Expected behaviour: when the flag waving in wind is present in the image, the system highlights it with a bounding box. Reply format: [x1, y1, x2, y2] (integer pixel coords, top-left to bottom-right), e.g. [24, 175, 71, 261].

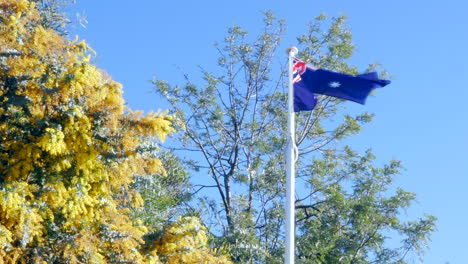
[292, 57, 391, 112]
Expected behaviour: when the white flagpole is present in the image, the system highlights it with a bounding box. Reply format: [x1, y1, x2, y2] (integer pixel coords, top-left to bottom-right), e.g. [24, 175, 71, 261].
[285, 46, 298, 264]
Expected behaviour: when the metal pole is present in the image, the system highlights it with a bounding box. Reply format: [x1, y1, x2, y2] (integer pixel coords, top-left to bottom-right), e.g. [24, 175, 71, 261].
[285, 46, 298, 264]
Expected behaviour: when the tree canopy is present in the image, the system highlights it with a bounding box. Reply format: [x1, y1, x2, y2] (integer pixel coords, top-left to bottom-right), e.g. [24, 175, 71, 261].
[153, 12, 436, 264]
[0, 1, 436, 263]
[0, 1, 231, 263]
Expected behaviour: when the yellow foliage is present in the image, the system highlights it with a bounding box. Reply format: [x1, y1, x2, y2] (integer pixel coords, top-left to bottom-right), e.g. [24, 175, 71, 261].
[36, 128, 67, 155]
[0, 1, 231, 263]
[150, 217, 232, 264]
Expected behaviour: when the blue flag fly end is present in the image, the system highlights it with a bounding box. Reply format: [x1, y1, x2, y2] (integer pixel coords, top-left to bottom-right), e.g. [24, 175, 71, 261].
[292, 57, 391, 112]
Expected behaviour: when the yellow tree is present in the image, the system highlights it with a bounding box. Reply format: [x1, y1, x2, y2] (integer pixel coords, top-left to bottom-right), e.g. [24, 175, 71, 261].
[148, 216, 231, 264]
[0, 1, 230, 263]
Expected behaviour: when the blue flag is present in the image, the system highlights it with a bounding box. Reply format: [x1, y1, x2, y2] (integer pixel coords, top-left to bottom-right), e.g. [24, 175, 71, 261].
[293, 58, 391, 112]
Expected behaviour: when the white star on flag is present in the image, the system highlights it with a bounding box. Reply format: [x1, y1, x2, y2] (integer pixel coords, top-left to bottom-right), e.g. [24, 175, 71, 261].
[329, 81, 341, 88]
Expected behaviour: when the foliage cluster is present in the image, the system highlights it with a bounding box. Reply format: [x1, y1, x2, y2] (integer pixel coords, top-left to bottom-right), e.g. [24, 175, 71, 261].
[154, 11, 436, 264]
[0, 1, 230, 263]
[0, 1, 436, 263]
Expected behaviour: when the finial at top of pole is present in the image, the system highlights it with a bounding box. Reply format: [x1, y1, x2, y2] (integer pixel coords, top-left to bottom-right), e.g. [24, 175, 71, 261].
[287, 47, 298, 56]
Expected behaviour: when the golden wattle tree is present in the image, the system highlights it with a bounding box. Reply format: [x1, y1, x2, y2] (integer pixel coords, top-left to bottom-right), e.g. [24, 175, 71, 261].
[0, 1, 230, 263]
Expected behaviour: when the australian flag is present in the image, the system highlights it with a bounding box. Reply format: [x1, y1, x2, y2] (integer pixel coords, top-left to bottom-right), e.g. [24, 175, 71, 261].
[293, 57, 391, 112]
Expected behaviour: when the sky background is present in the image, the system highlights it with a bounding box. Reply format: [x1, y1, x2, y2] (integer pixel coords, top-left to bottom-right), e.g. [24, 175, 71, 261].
[67, 1, 467, 263]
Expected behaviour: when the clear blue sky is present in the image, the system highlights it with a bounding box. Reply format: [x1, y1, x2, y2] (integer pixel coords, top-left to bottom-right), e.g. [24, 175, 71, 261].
[68, 1, 467, 263]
